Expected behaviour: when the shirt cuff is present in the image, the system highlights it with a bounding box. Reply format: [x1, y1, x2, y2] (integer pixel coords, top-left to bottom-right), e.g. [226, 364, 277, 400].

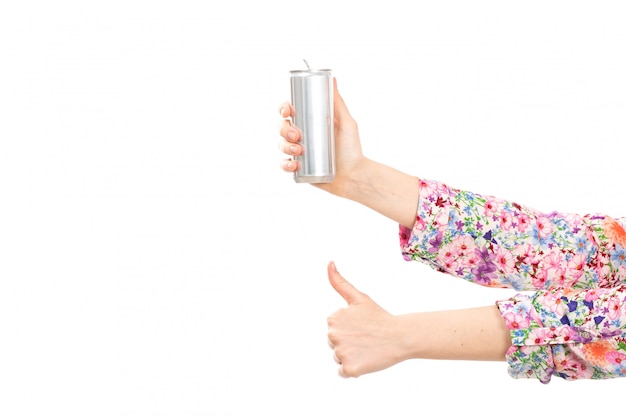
[496, 293, 556, 384]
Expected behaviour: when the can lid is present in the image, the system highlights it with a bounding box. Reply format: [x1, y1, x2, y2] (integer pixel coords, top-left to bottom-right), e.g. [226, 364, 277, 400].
[289, 69, 332, 74]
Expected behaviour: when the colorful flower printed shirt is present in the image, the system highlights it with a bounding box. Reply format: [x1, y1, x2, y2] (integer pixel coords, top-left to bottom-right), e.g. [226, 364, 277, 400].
[399, 179, 626, 383]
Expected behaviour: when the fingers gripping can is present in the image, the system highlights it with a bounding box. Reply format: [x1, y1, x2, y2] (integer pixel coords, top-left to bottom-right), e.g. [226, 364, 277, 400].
[289, 66, 335, 183]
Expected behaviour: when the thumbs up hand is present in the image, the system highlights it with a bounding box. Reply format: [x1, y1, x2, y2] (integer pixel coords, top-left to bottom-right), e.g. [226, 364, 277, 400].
[326, 261, 407, 378]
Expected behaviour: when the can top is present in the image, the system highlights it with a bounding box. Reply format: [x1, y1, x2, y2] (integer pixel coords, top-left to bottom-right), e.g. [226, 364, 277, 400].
[289, 69, 332, 75]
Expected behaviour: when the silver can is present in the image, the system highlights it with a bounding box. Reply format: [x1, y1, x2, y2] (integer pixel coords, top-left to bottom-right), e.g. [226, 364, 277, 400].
[289, 67, 335, 183]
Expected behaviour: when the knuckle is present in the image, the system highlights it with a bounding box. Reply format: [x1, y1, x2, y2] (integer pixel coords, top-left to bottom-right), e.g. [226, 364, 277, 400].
[327, 329, 338, 345]
[341, 364, 358, 378]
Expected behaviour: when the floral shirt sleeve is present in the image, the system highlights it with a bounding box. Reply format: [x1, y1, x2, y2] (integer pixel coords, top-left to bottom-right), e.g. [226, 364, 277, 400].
[399, 178, 626, 382]
[399, 179, 626, 291]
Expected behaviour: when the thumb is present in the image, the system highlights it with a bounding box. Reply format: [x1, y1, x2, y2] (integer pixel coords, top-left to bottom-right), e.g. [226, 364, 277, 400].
[327, 261, 366, 305]
[332, 78, 354, 125]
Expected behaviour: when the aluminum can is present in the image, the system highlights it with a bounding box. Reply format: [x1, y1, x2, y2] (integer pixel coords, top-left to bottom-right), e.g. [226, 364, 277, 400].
[289, 68, 335, 183]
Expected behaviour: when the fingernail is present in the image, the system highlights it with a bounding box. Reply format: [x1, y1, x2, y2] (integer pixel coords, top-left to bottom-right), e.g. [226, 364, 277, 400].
[330, 261, 337, 271]
[289, 145, 298, 154]
[280, 106, 286, 117]
[287, 130, 296, 140]
[287, 161, 296, 170]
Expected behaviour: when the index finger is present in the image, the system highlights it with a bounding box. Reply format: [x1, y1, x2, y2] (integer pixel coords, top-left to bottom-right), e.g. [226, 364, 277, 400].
[278, 102, 295, 118]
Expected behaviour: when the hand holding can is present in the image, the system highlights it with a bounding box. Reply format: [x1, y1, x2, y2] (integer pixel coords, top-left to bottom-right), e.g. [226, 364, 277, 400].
[289, 65, 335, 184]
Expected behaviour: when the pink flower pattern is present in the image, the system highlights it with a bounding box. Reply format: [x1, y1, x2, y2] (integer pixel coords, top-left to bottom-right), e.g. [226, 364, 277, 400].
[399, 179, 626, 383]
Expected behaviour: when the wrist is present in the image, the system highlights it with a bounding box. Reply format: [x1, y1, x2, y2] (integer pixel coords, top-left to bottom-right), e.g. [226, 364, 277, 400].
[395, 313, 426, 362]
[336, 157, 375, 201]
[315, 155, 370, 200]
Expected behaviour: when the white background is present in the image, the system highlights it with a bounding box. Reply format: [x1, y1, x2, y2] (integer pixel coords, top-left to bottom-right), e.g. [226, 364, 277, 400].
[1, 1, 625, 416]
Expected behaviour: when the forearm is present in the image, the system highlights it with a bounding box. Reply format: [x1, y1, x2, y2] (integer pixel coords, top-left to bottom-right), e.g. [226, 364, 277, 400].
[337, 157, 420, 230]
[397, 305, 511, 362]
